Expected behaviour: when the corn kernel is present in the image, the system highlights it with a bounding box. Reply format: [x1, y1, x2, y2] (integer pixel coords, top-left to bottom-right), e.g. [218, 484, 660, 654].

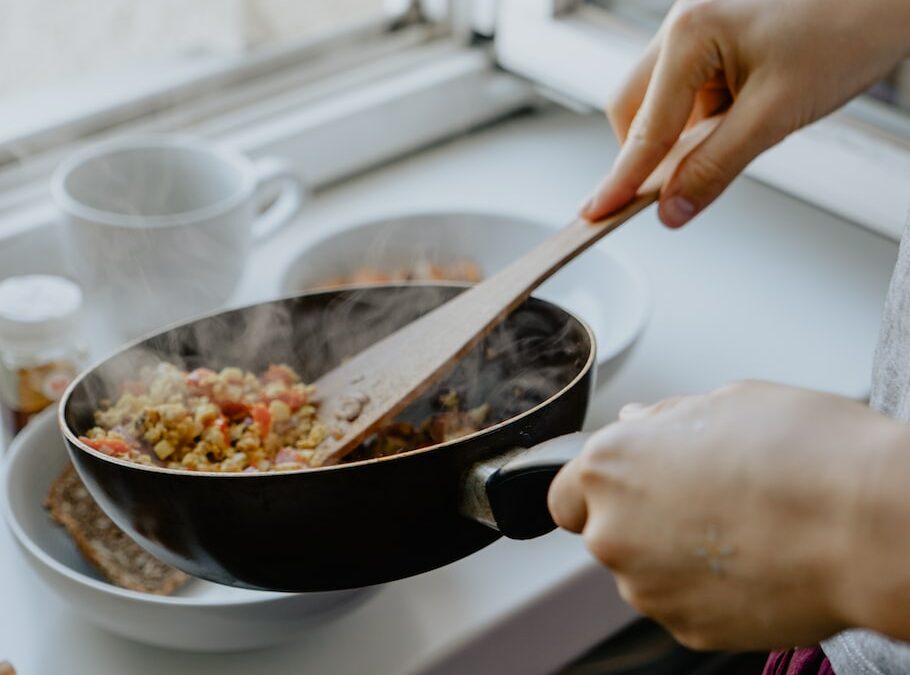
[153, 439, 175, 460]
[268, 399, 291, 423]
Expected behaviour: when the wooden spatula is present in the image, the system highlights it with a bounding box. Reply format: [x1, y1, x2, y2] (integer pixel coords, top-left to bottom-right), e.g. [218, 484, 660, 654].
[309, 119, 718, 467]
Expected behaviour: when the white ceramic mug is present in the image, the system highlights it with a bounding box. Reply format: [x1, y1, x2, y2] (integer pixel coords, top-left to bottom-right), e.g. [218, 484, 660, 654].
[52, 135, 306, 339]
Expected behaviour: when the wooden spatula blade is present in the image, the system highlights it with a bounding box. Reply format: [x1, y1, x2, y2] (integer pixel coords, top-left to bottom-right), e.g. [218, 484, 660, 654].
[309, 118, 721, 467]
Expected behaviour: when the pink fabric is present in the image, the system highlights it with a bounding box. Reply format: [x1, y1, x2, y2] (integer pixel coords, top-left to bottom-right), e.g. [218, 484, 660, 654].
[763, 648, 835, 675]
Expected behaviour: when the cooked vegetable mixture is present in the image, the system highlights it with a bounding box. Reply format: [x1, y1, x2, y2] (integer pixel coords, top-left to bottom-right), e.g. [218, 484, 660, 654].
[81, 363, 326, 472]
[80, 362, 490, 472]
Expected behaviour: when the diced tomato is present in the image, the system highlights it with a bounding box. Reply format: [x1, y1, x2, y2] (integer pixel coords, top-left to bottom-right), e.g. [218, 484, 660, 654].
[186, 368, 217, 396]
[205, 416, 231, 445]
[120, 380, 147, 396]
[80, 436, 132, 456]
[262, 364, 298, 386]
[217, 399, 250, 420]
[251, 403, 271, 439]
[271, 389, 306, 412]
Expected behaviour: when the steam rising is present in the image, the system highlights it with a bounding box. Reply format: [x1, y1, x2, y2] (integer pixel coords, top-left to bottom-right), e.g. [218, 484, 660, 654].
[66, 284, 590, 457]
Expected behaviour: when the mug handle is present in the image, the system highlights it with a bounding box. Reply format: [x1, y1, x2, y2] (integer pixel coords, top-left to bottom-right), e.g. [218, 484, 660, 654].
[251, 157, 307, 240]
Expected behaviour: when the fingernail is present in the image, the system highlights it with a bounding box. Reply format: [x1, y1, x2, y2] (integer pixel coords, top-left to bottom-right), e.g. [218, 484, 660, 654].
[661, 196, 696, 228]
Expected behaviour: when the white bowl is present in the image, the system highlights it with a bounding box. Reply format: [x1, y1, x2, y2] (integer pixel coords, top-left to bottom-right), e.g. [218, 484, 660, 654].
[1, 409, 377, 652]
[281, 211, 650, 383]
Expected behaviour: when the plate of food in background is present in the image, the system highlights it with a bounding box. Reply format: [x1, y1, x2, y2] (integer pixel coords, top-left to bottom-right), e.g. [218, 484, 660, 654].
[0, 408, 377, 652]
[281, 211, 650, 383]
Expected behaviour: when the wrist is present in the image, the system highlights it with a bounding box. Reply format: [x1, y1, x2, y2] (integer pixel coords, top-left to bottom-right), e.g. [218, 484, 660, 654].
[828, 415, 910, 637]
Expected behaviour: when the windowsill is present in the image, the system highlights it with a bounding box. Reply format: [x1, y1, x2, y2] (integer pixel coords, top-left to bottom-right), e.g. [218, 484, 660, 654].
[0, 14, 410, 164]
[1, 53, 236, 153]
[0, 40, 534, 252]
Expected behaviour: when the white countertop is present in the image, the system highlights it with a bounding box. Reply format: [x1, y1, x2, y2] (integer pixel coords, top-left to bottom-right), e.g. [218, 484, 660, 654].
[0, 106, 899, 675]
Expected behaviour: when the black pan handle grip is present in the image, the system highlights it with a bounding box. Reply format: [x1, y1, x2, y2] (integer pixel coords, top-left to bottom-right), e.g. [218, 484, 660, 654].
[461, 432, 591, 540]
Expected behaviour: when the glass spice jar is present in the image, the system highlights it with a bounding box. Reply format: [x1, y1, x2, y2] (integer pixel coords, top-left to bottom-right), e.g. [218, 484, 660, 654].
[0, 275, 87, 448]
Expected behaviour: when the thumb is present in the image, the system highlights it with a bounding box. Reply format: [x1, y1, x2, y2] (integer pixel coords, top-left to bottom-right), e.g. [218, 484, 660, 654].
[659, 87, 788, 228]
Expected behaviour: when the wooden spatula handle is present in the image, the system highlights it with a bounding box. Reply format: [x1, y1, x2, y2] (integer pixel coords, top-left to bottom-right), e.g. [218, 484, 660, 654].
[307, 196, 654, 468]
[310, 117, 720, 467]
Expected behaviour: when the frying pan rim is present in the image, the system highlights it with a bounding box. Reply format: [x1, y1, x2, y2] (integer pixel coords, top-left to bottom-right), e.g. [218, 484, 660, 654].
[59, 282, 595, 477]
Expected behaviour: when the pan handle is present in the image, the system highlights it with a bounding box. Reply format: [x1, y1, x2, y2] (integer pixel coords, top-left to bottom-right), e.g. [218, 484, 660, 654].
[461, 432, 590, 540]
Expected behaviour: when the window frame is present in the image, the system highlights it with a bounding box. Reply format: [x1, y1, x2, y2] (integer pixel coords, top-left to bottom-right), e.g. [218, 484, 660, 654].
[0, 10, 535, 244]
[0, 9, 428, 164]
[496, 0, 910, 240]
[8, 0, 907, 249]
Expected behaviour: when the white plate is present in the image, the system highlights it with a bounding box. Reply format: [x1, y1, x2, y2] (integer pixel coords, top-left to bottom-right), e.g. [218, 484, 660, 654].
[1, 409, 377, 652]
[281, 211, 650, 383]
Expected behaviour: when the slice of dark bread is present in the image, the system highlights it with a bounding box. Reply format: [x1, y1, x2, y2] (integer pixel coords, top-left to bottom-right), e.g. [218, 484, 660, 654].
[45, 465, 190, 595]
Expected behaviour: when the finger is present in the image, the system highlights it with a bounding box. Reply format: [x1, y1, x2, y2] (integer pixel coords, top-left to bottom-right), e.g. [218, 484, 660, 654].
[606, 35, 661, 144]
[618, 402, 649, 421]
[620, 395, 692, 421]
[582, 16, 723, 221]
[658, 82, 788, 228]
[548, 457, 588, 533]
[614, 574, 639, 611]
[582, 509, 641, 572]
[648, 395, 693, 416]
[710, 381, 749, 398]
[607, 3, 686, 144]
[687, 77, 732, 129]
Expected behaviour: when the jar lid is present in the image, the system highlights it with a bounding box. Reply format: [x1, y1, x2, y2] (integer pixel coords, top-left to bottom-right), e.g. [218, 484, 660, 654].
[0, 275, 83, 346]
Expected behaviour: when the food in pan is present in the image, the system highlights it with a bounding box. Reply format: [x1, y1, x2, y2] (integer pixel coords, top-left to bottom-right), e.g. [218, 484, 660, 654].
[79, 362, 490, 472]
[80, 363, 325, 472]
[313, 259, 482, 289]
[46, 465, 190, 594]
[350, 400, 490, 462]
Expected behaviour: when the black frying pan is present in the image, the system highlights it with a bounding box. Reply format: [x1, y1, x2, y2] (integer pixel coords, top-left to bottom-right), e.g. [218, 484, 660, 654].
[60, 284, 594, 592]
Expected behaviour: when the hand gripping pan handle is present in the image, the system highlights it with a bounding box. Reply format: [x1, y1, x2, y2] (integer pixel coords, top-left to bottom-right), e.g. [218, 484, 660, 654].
[461, 432, 591, 539]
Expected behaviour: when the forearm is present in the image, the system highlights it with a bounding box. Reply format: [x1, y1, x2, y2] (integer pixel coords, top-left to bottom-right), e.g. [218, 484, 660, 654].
[872, 0, 910, 63]
[833, 419, 910, 640]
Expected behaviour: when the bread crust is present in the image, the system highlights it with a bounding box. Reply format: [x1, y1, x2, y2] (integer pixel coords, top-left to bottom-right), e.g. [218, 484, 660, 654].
[46, 465, 189, 595]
